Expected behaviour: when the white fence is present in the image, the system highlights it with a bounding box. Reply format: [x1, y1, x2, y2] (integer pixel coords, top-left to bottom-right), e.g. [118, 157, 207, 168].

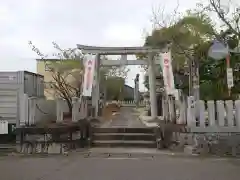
[181, 98, 240, 132]
[49, 97, 89, 123]
[19, 98, 146, 125]
[19, 94, 57, 126]
[113, 100, 146, 107]
[16, 94, 240, 133]
[19, 95, 89, 126]
[18, 96, 146, 126]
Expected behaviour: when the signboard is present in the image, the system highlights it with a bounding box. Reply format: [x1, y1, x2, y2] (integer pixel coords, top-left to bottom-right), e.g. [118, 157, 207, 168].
[208, 40, 229, 60]
[193, 76, 200, 88]
[82, 55, 96, 97]
[227, 68, 234, 88]
[160, 52, 175, 94]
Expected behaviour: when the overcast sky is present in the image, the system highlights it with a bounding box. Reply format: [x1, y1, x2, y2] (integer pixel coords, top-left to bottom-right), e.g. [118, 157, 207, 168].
[0, 0, 201, 91]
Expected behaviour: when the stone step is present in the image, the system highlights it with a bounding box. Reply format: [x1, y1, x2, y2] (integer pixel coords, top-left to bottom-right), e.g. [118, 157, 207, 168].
[93, 133, 155, 141]
[93, 127, 155, 134]
[92, 127, 156, 148]
[92, 140, 156, 148]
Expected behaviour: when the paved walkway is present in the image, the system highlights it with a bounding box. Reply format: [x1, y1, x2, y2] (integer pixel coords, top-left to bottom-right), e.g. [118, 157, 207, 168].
[1, 153, 240, 180]
[101, 107, 146, 128]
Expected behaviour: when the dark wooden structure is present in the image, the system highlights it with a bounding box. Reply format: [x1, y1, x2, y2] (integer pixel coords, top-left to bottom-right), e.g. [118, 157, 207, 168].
[15, 119, 91, 154]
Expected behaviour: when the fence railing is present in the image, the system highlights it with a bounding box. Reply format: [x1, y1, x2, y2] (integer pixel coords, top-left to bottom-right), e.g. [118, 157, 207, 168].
[20, 94, 57, 126]
[20, 95, 90, 126]
[185, 98, 240, 132]
[109, 100, 146, 107]
[22, 94, 240, 133]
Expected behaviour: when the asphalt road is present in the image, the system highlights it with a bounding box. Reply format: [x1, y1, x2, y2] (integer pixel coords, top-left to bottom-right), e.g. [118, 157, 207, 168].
[1, 153, 240, 180]
[101, 107, 145, 128]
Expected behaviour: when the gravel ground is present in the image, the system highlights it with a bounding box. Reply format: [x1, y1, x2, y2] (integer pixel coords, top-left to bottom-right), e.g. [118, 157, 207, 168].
[1, 152, 240, 180]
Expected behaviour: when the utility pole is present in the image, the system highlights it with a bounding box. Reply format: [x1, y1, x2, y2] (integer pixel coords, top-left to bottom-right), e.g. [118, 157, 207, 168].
[188, 51, 200, 101]
[192, 57, 200, 101]
[188, 57, 193, 96]
[187, 51, 200, 123]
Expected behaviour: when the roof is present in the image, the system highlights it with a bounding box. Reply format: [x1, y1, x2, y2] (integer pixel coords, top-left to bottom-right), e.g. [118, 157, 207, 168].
[76, 44, 170, 55]
[36, 58, 62, 61]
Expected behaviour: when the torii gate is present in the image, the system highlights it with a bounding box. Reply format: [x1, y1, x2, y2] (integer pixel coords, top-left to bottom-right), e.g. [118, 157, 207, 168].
[77, 44, 171, 119]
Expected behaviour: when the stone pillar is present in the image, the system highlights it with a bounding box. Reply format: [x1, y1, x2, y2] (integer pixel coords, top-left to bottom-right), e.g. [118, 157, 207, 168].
[235, 100, 240, 128]
[148, 53, 158, 119]
[134, 74, 140, 107]
[168, 95, 176, 123]
[72, 97, 79, 122]
[56, 98, 63, 123]
[94, 54, 100, 117]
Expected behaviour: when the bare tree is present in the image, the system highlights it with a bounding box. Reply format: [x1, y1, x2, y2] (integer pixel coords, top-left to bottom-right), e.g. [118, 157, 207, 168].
[29, 41, 84, 113]
[197, 0, 240, 40]
[150, 0, 181, 29]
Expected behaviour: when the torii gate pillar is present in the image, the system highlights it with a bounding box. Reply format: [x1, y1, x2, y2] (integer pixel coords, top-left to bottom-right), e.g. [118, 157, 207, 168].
[77, 44, 170, 119]
[93, 54, 100, 117]
[148, 53, 157, 119]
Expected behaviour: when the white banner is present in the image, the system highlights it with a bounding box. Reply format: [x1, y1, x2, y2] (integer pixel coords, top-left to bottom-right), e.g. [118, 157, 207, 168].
[161, 52, 175, 94]
[82, 55, 96, 97]
[226, 68, 234, 88]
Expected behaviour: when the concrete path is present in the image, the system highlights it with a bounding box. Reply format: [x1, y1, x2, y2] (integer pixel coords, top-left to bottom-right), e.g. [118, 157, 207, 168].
[1, 153, 240, 180]
[101, 107, 146, 128]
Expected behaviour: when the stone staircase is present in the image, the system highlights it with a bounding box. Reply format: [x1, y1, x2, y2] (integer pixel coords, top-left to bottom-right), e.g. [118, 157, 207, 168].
[91, 127, 156, 148]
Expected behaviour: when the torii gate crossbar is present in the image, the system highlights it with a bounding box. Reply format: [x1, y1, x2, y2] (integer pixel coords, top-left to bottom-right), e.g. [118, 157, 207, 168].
[77, 44, 171, 119]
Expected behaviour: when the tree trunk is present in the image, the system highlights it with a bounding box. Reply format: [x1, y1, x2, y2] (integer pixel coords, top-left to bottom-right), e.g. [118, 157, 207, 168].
[63, 98, 73, 121]
[66, 99, 72, 115]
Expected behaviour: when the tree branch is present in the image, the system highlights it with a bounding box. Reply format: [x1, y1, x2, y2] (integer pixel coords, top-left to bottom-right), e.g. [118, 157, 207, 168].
[209, 0, 240, 37]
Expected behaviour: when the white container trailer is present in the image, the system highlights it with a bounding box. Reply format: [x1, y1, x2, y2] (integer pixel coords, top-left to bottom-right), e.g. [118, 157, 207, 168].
[23, 71, 44, 97]
[0, 71, 44, 134]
